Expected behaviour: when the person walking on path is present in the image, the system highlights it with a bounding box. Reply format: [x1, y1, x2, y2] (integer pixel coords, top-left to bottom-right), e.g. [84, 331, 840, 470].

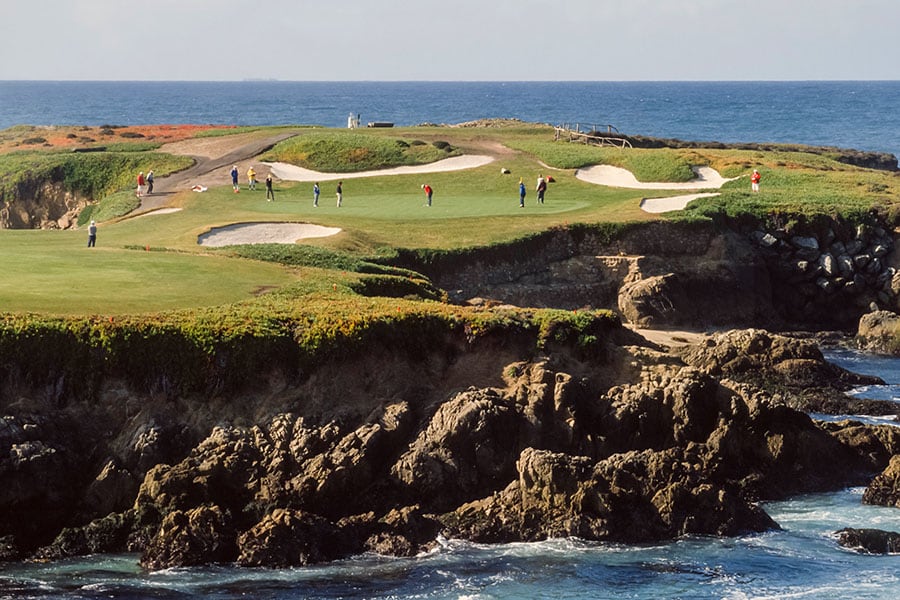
[231, 165, 239, 193]
[336, 181, 343, 207]
[519, 178, 526, 208]
[313, 182, 320, 207]
[421, 183, 433, 207]
[265, 173, 275, 201]
[136, 171, 145, 197]
[536, 174, 547, 204]
[87, 220, 97, 247]
[247, 166, 257, 191]
[750, 169, 761, 192]
[146, 170, 154, 195]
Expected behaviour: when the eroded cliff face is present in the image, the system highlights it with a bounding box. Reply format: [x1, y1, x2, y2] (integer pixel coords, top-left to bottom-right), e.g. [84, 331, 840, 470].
[2, 326, 898, 568]
[417, 220, 899, 331]
[0, 180, 88, 229]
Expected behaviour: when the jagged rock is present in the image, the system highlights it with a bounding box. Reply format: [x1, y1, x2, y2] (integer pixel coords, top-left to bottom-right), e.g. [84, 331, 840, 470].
[141, 504, 236, 569]
[836, 527, 900, 554]
[676, 330, 886, 415]
[83, 459, 139, 517]
[862, 454, 900, 508]
[0, 535, 20, 561]
[441, 446, 778, 545]
[362, 505, 441, 557]
[822, 422, 900, 473]
[837, 254, 855, 276]
[0, 415, 84, 551]
[236, 509, 350, 567]
[391, 387, 530, 511]
[36, 512, 134, 560]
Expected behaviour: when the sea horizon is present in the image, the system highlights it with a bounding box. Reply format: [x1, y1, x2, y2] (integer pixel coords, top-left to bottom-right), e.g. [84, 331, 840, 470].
[3, 79, 900, 157]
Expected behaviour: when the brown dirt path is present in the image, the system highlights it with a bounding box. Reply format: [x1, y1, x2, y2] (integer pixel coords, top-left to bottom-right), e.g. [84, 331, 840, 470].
[134, 131, 297, 213]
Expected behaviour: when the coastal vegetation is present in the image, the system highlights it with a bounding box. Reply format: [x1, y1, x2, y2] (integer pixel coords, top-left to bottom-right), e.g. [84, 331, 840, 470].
[0, 151, 191, 208]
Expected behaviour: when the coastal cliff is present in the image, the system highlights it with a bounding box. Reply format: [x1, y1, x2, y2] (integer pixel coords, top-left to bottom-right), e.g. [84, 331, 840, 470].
[2, 313, 899, 568]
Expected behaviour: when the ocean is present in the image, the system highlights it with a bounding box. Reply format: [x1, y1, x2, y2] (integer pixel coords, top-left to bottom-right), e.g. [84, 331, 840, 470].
[1, 80, 899, 159]
[1, 80, 900, 598]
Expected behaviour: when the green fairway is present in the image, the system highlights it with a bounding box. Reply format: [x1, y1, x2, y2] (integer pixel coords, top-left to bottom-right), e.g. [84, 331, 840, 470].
[0, 228, 297, 315]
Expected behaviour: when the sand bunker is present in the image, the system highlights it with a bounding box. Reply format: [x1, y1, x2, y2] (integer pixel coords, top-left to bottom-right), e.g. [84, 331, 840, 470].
[576, 165, 737, 190]
[267, 154, 495, 182]
[639, 193, 722, 213]
[198, 223, 341, 247]
[576, 165, 740, 214]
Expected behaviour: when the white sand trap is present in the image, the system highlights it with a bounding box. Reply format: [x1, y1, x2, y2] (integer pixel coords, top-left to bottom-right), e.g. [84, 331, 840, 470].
[640, 193, 721, 213]
[576, 164, 739, 214]
[267, 154, 495, 182]
[198, 222, 341, 247]
[576, 165, 738, 190]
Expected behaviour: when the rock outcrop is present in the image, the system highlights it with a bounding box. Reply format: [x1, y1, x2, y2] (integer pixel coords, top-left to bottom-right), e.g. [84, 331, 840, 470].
[862, 454, 900, 508]
[836, 527, 900, 554]
[856, 309, 900, 355]
[677, 329, 895, 415]
[7, 327, 893, 569]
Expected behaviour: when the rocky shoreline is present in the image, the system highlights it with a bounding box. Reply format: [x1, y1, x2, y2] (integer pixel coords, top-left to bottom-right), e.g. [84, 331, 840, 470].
[2, 322, 899, 568]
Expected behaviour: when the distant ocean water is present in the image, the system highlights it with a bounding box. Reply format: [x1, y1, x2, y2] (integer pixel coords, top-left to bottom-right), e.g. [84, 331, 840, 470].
[1, 80, 899, 158]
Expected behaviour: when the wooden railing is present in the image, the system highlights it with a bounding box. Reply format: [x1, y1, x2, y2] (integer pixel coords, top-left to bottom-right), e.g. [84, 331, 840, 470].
[554, 123, 632, 148]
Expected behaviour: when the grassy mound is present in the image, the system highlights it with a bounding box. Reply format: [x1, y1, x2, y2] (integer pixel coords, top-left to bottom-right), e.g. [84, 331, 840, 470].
[260, 131, 460, 172]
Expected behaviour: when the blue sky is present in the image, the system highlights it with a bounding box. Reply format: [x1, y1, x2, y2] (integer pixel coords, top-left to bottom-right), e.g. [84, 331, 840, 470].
[3, 0, 898, 81]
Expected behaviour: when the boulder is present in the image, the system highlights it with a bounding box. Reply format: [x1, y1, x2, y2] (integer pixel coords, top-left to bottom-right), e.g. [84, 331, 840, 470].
[856, 310, 900, 355]
[836, 527, 900, 554]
